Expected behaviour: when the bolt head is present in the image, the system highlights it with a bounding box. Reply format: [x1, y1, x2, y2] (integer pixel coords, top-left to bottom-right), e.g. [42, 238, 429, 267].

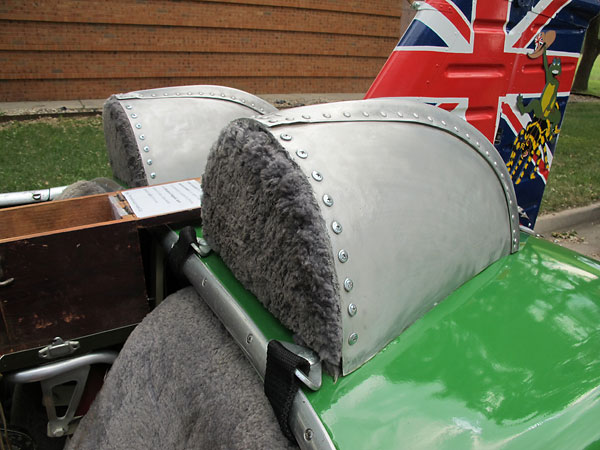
[296, 149, 308, 159]
[323, 194, 334, 207]
[312, 171, 323, 182]
[150, 172, 156, 179]
[332, 221, 342, 234]
[348, 303, 358, 316]
[344, 278, 353, 292]
[348, 332, 359, 345]
[246, 334, 253, 344]
[280, 133, 292, 141]
[338, 249, 348, 263]
[304, 428, 314, 441]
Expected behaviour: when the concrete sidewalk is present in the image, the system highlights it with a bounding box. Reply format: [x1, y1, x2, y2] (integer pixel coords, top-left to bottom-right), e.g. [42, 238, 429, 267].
[536, 202, 600, 260]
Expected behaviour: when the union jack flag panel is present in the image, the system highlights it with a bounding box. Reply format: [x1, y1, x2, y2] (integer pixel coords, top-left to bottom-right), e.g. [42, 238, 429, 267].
[366, 0, 599, 228]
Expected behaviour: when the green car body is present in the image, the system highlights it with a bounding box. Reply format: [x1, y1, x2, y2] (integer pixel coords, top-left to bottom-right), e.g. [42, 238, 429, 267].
[203, 229, 600, 449]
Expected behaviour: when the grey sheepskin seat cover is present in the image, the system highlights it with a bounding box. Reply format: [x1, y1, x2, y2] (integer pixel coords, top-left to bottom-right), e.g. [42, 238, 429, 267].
[66, 287, 296, 450]
[201, 118, 343, 377]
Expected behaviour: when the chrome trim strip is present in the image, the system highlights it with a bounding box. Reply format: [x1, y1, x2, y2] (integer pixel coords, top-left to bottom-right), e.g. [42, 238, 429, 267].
[160, 230, 336, 450]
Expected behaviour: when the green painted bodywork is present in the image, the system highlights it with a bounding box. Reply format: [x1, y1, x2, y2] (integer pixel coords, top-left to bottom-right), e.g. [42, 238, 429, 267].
[195, 229, 600, 449]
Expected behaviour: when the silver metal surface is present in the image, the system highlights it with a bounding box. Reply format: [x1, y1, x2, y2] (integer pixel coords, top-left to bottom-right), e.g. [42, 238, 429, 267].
[42, 364, 89, 437]
[280, 341, 322, 391]
[159, 231, 335, 450]
[38, 337, 80, 360]
[0, 186, 67, 208]
[322, 194, 334, 207]
[6, 351, 118, 384]
[348, 303, 358, 316]
[113, 85, 277, 185]
[259, 98, 519, 375]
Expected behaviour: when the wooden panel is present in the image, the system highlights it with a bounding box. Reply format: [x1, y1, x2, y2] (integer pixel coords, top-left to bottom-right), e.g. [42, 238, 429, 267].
[0, 220, 149, 354]
[0, 21, 397, 57]
[0, 194, 118, 241]
[0, 0, 401, 37]
[0, 52, 385, 80]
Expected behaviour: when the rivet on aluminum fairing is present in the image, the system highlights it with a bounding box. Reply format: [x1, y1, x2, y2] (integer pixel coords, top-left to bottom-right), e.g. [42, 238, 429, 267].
[147, 159, 152, 165]
[150, 172, 156, 179]
[312, 171, 323, 182]
[476, 141, 481, 147]
[427, 116, 433, 122]
[500, 173, 504, 178]
[131, 113, 138, 118]
[246, 334, 253, 344]
[348, 333, 358, 345]
[164, 93, 169, 96]
[380, 111, 387, 117]
[454, 126, 459, 132]
[280, 133, 292, 141]
[296, 149, 308, 159]
[323, 113, 331, 118]
[188, 92, 192, 95]
[176, 92, 181, 96]
[338, 249, 348, 263]
[151, 93, 157, 97]
[221, 93, 226, 97]
[231, 96, 236, 100]
[485, 151, 490, 156]
[348, 303, 358, 316]
[251, 103, 256, 107]
[143, 146, 150, 152]
[332, 221, 342, 234]
[210, 92, 215, 96]
[268, 119, 278, 123]
[302, 114, 311, 119]
[139, 135, 145, 140]
[304, 429, 314, 442]
[260, 108, 265, 112]
[465, 133, 471, 139]
[343, 112, 351, 117]
[126, 105, 132, 110]
[322, 194, 334, 207]
[441, 120, 447, 126]
[135, 123, 142, 129]
[241, 99, 245, 103]
[285, 117, 294, 121]
[397, 112, 404, 117]
[413, 112, 419, 118]
[362, 111, 369, 117]
[344, 278, 353, 292]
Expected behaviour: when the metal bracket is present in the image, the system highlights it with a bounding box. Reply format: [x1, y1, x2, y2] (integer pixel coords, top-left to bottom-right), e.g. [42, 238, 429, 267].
[191, 237, 212, 258]
[38, 337, 80, 360]
[280, 342, 322, 391]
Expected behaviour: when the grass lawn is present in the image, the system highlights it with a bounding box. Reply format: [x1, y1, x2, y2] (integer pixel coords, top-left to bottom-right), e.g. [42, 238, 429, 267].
[0, 115, 112, 192]
[540, 101, 600, 213]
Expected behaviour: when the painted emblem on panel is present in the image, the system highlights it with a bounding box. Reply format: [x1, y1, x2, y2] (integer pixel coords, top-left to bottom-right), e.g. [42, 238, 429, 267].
[507, 31, 562, 185]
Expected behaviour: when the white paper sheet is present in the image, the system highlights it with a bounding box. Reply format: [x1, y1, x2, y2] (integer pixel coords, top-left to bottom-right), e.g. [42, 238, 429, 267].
[122, 179, 202, 219]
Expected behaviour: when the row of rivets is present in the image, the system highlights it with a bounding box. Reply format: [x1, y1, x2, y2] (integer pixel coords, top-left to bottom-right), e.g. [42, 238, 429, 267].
[125, 103, 157, 179]
[124, 91, 266, 113]
[283, 130, 360, 344]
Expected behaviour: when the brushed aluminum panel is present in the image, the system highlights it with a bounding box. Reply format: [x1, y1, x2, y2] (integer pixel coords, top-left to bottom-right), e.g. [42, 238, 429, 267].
[116, 85, 277, 185]
[258, 98, 519, 374]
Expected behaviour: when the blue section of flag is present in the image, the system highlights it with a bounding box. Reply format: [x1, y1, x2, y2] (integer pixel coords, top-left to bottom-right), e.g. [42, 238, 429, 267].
[453, 0, 473, 21]
[399, 20, 449, 48]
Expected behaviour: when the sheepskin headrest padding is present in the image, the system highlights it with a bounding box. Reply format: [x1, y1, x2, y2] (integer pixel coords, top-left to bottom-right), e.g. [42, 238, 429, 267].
[103, 95, 147, 187]
[201, 118, 343, 375]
